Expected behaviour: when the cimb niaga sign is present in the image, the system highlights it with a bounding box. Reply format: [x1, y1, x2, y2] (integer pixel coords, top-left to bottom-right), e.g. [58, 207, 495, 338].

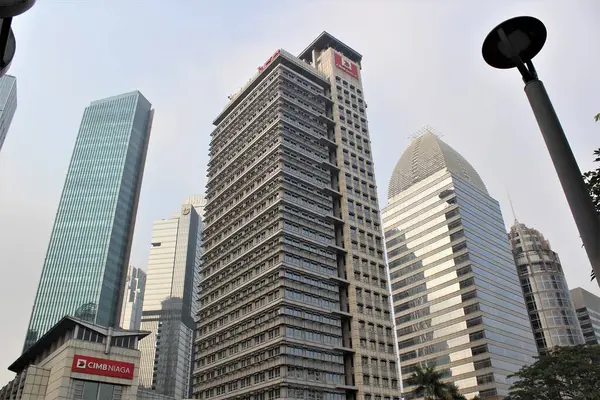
[72, 354, 135, 380]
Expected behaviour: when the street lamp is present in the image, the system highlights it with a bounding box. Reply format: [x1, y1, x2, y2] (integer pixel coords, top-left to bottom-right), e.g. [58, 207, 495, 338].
[0, 0, 36, 77]
[482, 16, 600, 287]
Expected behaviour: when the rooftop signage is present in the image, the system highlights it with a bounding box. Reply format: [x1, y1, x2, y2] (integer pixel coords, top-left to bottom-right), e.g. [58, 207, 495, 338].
[334, 51, 359, 79]
[258, 49, 281, 73]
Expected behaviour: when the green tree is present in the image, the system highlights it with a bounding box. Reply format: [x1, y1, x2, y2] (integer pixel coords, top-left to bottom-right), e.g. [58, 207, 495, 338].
[443, 383, 466, 400]
[583, 113, 600, 281]
[508, 345, 600, 400]
[406, 365, 466, 400]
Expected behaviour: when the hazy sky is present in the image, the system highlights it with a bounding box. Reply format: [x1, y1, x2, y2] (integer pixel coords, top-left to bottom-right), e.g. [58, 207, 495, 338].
[0, 0, 598, 383]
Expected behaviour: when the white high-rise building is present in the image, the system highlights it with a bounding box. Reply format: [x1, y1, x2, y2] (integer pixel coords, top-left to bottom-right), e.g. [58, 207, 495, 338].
[0, 74, 16, 153]
[382, 130, 537, 399]
[120, 265, 147, 331]
[138, 196, 205, 399]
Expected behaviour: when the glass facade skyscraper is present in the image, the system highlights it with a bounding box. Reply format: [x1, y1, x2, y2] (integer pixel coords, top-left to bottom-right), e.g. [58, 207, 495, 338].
[24, 91, 154, 351]
[508, 221, 584, 354]
[0, 74, 17, 153]
[139, 196, 205, 399]
[120, 265, 147, 331]
[382, 131, 537, 399]
[194, 33, 399, 400]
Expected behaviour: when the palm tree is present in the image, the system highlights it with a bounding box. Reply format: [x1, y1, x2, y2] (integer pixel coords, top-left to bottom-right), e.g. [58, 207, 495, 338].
[407, 365, 447, 399]
[444, 383, 466, 400]
[407, 365, 466, 400]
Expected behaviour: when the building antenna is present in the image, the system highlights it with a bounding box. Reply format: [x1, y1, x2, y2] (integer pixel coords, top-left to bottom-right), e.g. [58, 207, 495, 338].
[506, 189, 518, 222]
[407, 125, 444, 141]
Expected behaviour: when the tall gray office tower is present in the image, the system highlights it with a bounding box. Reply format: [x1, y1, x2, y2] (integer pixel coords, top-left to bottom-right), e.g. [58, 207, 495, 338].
[24, 91, 154, 350]
[194, 33, 400, 400]
[139, 196, 205, 399]
[120, 265, 147, 330]
[570, 287, 600, 344]
[0, 74, 17, 152]
[508, 221, 584, 354]
[382, 130, 537, 399]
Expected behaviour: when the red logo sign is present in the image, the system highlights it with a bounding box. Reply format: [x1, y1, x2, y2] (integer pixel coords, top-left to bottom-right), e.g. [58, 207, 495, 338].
[258, 49, 281, 73]
[72, 354, 135, 380]
[334, 52, 359, 79]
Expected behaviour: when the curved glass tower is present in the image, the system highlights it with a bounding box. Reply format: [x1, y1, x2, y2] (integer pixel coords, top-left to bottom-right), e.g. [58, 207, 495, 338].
[382, 130, 537, 399]
[24, 91, 154, 351]
[508, 222, 584, 354]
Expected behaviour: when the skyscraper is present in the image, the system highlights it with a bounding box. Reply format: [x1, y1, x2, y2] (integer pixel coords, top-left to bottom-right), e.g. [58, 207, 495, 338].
[139, 196, 205, 399]
[508, 221, 584, 354]
[0, 74, 17, 153]
[24, 91, 154, 351]
[194, 32, 399, 400]
[382, 131, 537, 399]
[569, 287, 600, 345]
[120, 265, 147, 331]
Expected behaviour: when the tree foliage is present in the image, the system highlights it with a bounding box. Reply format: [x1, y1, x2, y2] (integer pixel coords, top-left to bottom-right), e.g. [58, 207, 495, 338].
[582, 113, 600, 281]
[508, 345, 600, 400]
[406, 365, 466, 400]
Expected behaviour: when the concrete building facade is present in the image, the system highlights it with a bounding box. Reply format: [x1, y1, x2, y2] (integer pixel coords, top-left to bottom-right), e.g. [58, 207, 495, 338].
[382, 131, 537, 399]
[194, 33, 399, 400]
[508, 222, 584, 354]
[570, 287, 600, 345]
[139, 197, 205, 399]
[120, 266, 147, 331]
[0, 316, 149, 400]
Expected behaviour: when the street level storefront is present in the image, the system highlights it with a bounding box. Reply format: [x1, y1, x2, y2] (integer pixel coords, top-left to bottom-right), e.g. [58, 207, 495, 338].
[0, 316, 149, 400]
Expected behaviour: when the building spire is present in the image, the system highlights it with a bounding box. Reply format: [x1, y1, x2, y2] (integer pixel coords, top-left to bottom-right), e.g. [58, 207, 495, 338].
[507, 189, 518, 224]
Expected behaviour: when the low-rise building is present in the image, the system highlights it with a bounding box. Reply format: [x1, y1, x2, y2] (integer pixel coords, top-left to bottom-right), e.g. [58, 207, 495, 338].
[0, 316, 149, 400]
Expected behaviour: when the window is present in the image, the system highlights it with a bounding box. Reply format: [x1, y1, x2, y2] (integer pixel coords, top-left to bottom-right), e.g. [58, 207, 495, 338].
[471, 344, 488, 356]
[71, 380, 123, 400]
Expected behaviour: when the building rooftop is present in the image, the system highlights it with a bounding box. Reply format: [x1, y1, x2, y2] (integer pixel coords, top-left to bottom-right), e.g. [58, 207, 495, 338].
[388, 129, 487, 199]
[299, 31, 362, 64]
[570, 287, 600, 311]
[212, 49, 328, 126]
[10, 316, 150, 373]
[90, 90, 150, 107]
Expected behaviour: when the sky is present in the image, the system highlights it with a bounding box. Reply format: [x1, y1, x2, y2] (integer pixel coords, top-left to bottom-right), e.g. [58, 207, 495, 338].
[0, 0, 599, 384]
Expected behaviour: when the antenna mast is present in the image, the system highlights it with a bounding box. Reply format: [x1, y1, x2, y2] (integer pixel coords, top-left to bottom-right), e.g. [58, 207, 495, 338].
[407, 125, 444, 140]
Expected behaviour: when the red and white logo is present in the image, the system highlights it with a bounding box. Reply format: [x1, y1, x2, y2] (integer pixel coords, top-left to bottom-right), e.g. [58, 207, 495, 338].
[334, 52, 359, 79]
[72, 354, 135, 380]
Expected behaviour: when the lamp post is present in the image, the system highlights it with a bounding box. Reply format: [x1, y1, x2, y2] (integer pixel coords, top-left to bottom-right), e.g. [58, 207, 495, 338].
[0, 0, 36, 77]
[482, 16, 600, 288]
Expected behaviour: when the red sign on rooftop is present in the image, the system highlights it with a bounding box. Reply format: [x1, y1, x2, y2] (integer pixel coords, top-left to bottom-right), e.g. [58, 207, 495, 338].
[72, 354, 135, 380]
[334, 52, 359, 79]
[258, 49, 281, 73]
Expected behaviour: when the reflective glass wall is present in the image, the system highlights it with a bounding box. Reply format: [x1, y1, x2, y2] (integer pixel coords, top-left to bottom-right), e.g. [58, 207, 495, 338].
[139, 199, 204, 399]
[508, 222, 584, 354]
[24, 91, 153, 351]
[383, 136, 537, 399]
[0, 74, 16, 153]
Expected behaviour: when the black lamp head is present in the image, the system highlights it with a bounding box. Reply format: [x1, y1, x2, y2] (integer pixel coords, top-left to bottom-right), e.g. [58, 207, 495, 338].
[482, 16, 547, 69]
